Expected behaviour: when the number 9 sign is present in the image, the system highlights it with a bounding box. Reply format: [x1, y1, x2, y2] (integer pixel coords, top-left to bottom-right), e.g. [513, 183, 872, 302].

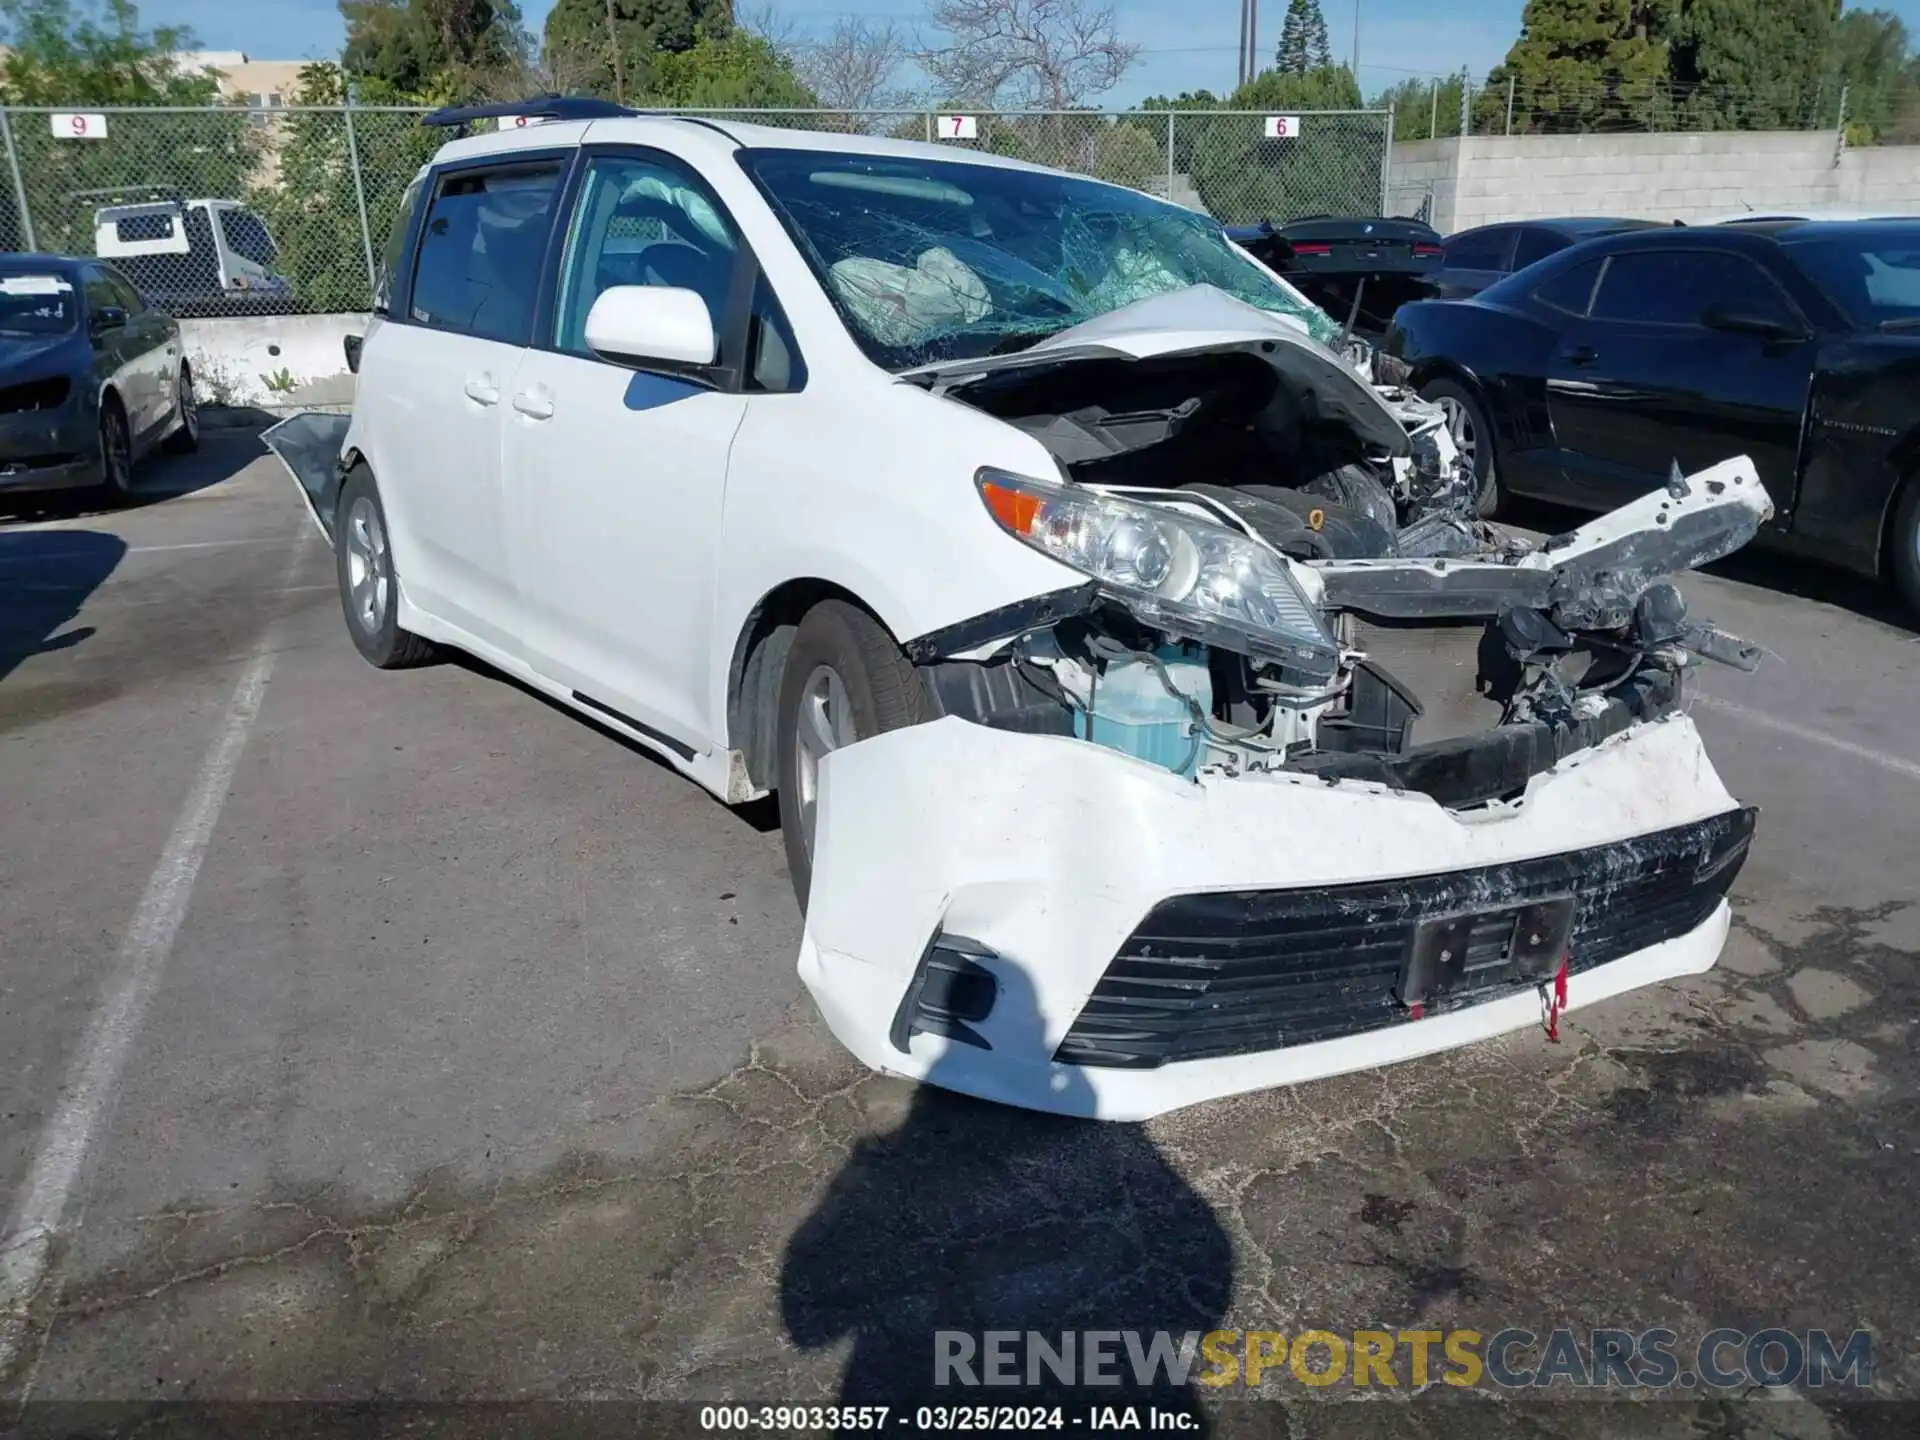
[51, 112, 109, 139]
[1262, 114, 1302, 139]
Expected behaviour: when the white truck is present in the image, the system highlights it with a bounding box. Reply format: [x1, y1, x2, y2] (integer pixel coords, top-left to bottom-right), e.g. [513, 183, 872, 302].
[83, 186, 292, 312]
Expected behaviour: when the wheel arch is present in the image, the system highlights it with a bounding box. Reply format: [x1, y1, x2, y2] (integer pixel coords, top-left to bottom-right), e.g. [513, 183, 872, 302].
[726, 577, 893, 796]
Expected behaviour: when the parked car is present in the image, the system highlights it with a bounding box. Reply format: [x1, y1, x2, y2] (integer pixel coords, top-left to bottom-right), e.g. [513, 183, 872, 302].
[1434, 218, 1659, 298]
[269, 98, 1769, 1120]
[83, 185, 293, 315]
[1225, 216, 1443, 340]
[0, 252, 199, 501]
[1385, 220, 1920, 612]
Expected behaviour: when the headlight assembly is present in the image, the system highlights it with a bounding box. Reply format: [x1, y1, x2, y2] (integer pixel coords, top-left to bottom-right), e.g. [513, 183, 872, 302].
[976, 468, 1340, 683]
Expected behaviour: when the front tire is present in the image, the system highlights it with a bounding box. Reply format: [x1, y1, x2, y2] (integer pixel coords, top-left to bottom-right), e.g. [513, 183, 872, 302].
[1421, 377, 1500, 517]
[163, 365, 200, 454]
[96, 396, 133, 505]
[335, 467, 438, 669]
[775, 600, 929, 910]
[1889, 480, 1920, 619]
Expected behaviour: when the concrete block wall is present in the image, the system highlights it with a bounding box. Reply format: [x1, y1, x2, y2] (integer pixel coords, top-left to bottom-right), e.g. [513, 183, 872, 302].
[180, 311, 364, 412]
[1386, 130, 1920, 234]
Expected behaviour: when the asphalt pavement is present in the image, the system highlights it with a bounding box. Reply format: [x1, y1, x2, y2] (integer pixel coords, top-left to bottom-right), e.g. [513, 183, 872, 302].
[1, 438, 1916, 1434]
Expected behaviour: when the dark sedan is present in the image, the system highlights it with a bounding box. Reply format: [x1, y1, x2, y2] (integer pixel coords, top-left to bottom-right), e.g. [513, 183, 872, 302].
[1434, 217, 1659, 299]
[1385, 221, 1920, 612]
[0, 252, 199, 502]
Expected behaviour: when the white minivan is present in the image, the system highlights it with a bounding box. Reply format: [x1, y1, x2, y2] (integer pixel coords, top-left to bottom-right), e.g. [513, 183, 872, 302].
[271, 99, 1771, 1118]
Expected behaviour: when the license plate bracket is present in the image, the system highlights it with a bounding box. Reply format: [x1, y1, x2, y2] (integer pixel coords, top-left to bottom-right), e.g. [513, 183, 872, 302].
[1397, 896, 1575, 1009]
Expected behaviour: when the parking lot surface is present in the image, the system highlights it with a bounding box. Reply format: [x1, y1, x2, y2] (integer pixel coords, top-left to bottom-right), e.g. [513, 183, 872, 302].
[2, 438, 1917, 1430]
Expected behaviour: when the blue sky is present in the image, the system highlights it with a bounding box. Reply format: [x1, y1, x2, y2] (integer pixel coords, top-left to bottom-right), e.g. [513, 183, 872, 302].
[152, 0, 1920, 107]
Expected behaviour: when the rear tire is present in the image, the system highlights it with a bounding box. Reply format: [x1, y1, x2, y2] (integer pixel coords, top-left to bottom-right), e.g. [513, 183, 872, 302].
[775, 600, 929, 911]
[163, 365, 200, 454]
[1889, 480, 1920, 620]
[335, 466, 438, 670]
[1421, 377, 1500, 517]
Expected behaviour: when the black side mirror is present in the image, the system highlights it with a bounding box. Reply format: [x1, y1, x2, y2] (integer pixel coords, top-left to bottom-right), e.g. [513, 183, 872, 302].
[343, 333, 363, 374]
[90, 305, 128, 334]
[1702, 303, 1805, 343]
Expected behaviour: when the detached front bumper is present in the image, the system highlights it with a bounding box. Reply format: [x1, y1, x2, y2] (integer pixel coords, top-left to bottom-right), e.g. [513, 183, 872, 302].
[799, 713, 1752, 1119]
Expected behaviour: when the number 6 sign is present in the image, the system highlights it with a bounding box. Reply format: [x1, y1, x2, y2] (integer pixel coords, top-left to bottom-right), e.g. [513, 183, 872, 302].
[1262, 114, 1303, 139]
[937, 114, 978, 140]
[51, 112, 110, 139]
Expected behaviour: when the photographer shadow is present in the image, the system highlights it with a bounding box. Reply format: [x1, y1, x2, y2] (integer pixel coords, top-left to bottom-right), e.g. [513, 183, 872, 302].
[780, 958, 1232, 1427]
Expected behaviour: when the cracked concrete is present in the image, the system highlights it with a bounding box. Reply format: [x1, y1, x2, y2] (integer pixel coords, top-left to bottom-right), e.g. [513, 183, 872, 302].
[2, 452, 1918, 1434]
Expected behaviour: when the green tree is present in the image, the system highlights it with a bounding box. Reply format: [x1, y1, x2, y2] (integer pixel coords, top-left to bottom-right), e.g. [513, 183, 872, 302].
[1486, 0, 1674, 133]
[643, 30, 816, 108]
[246, 61, 442, 313]
[1371, 72, 1468, 139]
[1830, 9, 1918, 142]
[0, 0, 256, 254]
[1182, 65, 1380, 223]
[341, 0, 529, 99]
[540, 0, 730, 103]
[1277, 0, 1317, 74]
[1667, 0, 1835, 129]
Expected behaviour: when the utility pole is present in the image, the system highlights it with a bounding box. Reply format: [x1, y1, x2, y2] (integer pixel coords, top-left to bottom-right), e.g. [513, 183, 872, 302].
[1351, 0, 1360, 86]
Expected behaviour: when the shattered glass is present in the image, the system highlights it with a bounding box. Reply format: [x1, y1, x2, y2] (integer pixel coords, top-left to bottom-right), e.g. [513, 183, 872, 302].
[741, 148, 1341, 368]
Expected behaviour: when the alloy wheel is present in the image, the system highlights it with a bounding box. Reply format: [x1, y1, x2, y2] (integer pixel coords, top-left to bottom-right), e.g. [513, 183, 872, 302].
[100, 409, 131, 495]
[179, 369, 198, 441]
[1436, 393, 1477, 477]
[792, 663, 858, 863]
[344, 495, 391, 636]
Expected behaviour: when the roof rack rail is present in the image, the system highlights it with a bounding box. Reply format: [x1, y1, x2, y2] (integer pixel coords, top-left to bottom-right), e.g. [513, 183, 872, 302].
[421, 95, 633, 130]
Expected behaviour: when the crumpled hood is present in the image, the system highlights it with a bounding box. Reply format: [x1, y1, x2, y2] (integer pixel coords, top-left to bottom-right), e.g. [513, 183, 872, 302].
[903, 285, 1411, 457]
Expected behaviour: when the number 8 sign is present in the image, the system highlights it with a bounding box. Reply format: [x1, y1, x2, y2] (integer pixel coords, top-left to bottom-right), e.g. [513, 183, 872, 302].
[1262, 115, 1303, 139]
[51, 112, 110, 139]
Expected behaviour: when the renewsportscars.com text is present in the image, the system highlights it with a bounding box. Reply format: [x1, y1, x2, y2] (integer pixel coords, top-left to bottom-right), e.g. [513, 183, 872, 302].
[934, 1327, 1874, 1390]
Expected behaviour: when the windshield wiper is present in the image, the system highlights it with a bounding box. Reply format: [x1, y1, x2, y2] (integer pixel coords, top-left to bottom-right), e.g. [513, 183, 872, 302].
[1876, 316, 1920, 330]
[984, 326, 1070, 356]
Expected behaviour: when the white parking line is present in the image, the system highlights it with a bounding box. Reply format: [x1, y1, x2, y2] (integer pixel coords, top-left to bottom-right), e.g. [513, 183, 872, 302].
[0, 631, 281, 1376]
[1692, 692, 1920, 783]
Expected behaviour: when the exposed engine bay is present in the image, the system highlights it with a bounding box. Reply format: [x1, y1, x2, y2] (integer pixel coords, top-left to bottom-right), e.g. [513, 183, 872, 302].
[905, 295, 1770, 812]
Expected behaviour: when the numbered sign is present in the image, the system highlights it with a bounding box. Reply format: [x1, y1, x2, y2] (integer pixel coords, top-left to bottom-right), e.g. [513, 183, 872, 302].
[51, 112, 109, 140]
[937, 114, 978, 140]
[498, 114, 552, 130]
[1262, 114, 1303, 139]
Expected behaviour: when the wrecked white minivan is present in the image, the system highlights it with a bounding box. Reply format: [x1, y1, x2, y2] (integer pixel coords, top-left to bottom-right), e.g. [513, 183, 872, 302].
[271, 106, 1764, 1119]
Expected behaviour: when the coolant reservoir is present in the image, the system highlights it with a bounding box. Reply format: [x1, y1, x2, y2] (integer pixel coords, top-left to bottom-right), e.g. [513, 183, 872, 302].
[1075, 643, 1213, 778]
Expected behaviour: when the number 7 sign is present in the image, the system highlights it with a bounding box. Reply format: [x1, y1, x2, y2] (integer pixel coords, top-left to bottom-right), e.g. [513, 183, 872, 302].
[937, 114, 978, 140]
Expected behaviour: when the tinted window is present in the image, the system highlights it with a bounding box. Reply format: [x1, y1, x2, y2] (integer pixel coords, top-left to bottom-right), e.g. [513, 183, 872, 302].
[410, 162, 564, 345]
[375, 175, 426, 317]
[1533, 257, 1603, 315]
[82, 267, 119, 317]
[105, 271, 146, 313]
[553, 154, 741, 359]
[1784, 227, 1920, 327]
[1512, 228, 1566, 270]
[1444, 228, 1513, 271]
[115, 213, 175, 243]
[218, 208, 277, 266]
[1591, 250, 1794, 326]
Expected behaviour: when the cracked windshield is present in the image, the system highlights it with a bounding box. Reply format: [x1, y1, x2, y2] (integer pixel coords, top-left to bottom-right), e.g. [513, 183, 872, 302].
[741, 148, 1338, 369]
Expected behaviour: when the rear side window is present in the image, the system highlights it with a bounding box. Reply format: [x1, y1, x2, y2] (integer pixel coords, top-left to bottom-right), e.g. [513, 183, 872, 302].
[115, 213, 174, 243]
[219, 209, 277, 266]
[409, 163, 564, 345]
[1591, 250, 1796, 327]
[1512, 228, 1565, 270]
[375, 175, 425, 316]
[1533, 257, 1603, 315]
[1444, 229, 1514, 271]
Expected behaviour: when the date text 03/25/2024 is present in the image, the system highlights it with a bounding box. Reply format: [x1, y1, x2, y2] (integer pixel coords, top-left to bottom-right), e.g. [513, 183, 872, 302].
[698, 1406, 1193, 1431]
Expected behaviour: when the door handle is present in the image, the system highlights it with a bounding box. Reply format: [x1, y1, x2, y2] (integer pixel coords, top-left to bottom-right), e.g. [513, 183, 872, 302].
[511, 390, 554, 420]
[463, 376, 499, 406]
[1561, 345, 1599, 366]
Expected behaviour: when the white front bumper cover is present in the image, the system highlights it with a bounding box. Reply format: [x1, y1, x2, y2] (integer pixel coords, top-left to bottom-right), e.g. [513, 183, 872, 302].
[798, 712, 1744, 1120]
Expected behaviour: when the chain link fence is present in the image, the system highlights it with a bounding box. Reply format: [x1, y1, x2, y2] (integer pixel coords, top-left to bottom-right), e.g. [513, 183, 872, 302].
[0, 103, 1392, 317]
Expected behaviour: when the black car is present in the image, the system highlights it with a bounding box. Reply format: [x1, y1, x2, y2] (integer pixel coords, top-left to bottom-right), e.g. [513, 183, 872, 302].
[1384, 221, 1920, 611]
[0, 252, 198, 502]
[1434, 218, 1659, 299]
[1228, 216, 1444, 339]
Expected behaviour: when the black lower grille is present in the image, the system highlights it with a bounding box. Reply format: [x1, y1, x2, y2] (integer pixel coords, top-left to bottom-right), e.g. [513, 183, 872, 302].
[1055, 807, 1756, 1069]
